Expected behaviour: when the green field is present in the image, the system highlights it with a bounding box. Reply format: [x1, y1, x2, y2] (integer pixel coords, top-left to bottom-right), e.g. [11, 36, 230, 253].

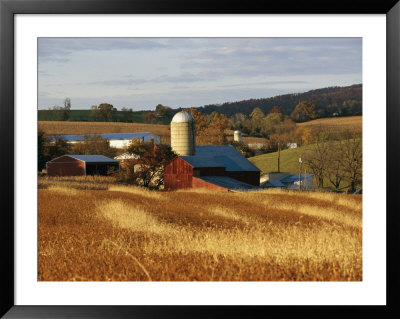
[249, 145, 311, 175]
[38, 110, 171, 125]
[248, 143, 359, 192]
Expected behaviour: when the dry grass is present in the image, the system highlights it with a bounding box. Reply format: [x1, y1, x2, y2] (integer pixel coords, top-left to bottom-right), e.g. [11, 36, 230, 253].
[296, 116, 362, 132]
[38, 121, 170, 143]
[38, 175, 118, 190]
[38, 184, 362, 281]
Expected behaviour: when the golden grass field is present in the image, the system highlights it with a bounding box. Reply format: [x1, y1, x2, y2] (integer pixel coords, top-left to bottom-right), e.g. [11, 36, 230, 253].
[38, 176, 362, 281]
[38, 121, 171, 143]
[296, 116, 362, 132]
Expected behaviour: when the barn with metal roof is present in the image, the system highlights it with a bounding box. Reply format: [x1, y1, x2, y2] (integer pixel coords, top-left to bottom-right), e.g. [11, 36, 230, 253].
[165, 145, 261, 192]
[49, 132, 160, 148]
[46, 154, 119, 177]
[164, 112, 261, 192]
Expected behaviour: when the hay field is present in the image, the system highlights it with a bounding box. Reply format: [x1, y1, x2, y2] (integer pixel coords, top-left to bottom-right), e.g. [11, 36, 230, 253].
[38, 177, 362, 281]
[296, 116, 362, 132]
[38, 121, 170, 141]
[225, 129, 268, 144]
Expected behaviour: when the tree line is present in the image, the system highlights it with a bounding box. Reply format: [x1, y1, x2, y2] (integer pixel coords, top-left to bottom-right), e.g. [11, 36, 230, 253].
[229, 103, 318, 153]
[196, 84, 362, 118]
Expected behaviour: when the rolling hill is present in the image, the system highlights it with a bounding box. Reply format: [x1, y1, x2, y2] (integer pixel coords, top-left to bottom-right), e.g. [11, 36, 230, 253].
[38, 84, 362, 124]
[193, 84, 362, 118]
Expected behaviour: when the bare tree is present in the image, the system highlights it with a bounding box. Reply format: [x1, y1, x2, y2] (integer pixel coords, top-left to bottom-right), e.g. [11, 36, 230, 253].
[326, 141, 345, 190]
[338, 131, 362, 193]
[61, 98, 71, 121]
[303, 133, 331, 188]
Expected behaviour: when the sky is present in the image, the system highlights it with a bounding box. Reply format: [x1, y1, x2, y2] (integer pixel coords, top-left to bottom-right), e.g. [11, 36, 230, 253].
[38, 38, 362, 111]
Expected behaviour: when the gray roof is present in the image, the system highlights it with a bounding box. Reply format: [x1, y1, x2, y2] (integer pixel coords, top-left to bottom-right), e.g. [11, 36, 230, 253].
[181, 145, 260, 172]
[197, 176, 260, 191]
[180, 156, 224, 168]
[65, 154, 119, 163]
[280, 174, 314, 183]
[49, 132, 154, 142]
[264, 180, 286, 187]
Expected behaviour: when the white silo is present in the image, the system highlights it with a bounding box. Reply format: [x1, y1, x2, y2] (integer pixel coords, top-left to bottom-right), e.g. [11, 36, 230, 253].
[171, 111, 196, 156]
[234, 130, 242, 143]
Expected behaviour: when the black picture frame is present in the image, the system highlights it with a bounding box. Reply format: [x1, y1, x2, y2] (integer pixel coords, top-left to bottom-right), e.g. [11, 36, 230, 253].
[1, 0, 399, 318]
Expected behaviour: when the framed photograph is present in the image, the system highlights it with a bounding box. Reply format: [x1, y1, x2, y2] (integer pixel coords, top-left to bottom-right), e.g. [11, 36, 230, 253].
[1, 0, 399, 318]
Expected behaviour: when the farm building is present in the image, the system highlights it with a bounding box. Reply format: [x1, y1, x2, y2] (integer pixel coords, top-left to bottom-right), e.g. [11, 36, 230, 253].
[46, 154, 119, 177]
[260, 172, 314, 190]
[114, 152, 140, 164]
[164, 111, 261, 192]
[49, 132, 160, 149]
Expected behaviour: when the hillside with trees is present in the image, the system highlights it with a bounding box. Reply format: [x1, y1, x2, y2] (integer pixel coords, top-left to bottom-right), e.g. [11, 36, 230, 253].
[38, 85, 361, 125]
[195, 84, 362, 118]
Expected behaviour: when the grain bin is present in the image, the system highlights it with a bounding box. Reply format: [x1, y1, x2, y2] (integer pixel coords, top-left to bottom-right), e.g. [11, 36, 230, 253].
[171, 111, 196, 156]
[234, 130, 242, 143]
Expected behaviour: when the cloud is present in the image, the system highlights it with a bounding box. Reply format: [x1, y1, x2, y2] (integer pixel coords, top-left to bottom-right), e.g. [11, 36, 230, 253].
[83, 72, 213, 87]
[216, 80, 308, 89]
[85, 78, 146, 86]
[179, 38, 362, 77]
[38, 38, 166, 61]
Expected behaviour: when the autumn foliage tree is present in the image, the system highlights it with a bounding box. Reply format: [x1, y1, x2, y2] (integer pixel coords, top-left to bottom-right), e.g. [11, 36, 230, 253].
[290, 101, 318, 122]
[186, 108, 228, 145]
[143, 112, 156, 124]
[270, 106, 283, 114]
[71, 135, 117, 158]
[115, 141, 176, 189]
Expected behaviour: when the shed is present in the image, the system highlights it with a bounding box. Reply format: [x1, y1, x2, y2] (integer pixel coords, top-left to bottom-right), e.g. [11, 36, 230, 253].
[46, 154, 119, 177]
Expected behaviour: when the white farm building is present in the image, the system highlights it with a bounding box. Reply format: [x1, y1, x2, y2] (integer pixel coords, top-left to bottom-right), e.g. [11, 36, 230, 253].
[260, 172, 314, 190]
[49, 132, 161, 149]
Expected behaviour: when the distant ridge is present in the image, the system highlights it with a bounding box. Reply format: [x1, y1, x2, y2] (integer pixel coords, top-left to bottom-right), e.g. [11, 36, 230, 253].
[186, 84, 362, 118]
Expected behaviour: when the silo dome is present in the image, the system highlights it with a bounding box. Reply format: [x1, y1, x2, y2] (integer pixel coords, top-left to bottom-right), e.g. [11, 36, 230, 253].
[171, 111, 195, 123]
[171, 111, 196, 156]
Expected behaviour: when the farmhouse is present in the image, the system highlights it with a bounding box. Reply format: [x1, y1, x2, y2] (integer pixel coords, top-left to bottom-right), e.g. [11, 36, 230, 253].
[114, 152, 140, 164]
[49, 132, 160, 149]
[46, 154, 119, 177]
[164, 111, 261, 192]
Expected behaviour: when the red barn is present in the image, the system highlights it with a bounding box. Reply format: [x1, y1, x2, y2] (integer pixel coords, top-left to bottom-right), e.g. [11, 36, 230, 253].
[164, 145, 260, 192]
[46, 154, 119, 177]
